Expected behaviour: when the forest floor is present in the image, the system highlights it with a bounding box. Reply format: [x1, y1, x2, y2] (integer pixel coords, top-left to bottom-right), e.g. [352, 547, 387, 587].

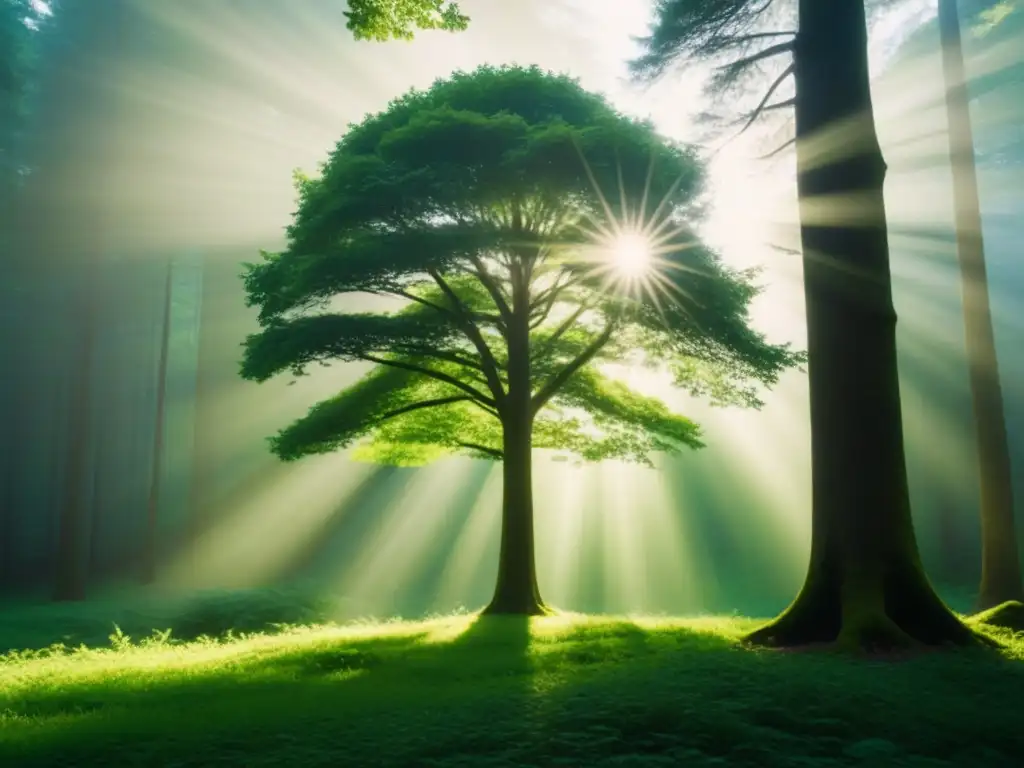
[1, 594, 1022, 768]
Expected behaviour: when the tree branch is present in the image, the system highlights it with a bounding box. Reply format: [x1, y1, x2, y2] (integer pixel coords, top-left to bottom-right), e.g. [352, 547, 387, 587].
[392, 288, 502, 326]
[427, 269, 507, 404]
[456, 442, 504, 460]
[468, 254, 513, 323]
[736, 63, 795, 135]
[719, 41, 794, 74]
[725, 32, 797, 45]
[395, 344, 488, 375]
[377, 396, 471, 424]
[758, 136, 796, 160]
[531, 322, 615, 415]
[762, 98, 796, 112]
[360, 354, 498, 409]
[533, 303, 589, 361]
[529, 272, 580, 329]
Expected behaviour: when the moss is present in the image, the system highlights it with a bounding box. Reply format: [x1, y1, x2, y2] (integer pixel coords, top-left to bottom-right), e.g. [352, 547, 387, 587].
[972, 600, 1024, 632]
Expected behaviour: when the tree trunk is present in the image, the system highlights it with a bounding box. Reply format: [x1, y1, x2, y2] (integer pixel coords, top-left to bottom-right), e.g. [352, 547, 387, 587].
[938, 0, 1023, 610]
[54, 263, 96, 602]
[746, 0, 981, 650]
[483, 265, 547, 616]
[141, 257, 174, 584]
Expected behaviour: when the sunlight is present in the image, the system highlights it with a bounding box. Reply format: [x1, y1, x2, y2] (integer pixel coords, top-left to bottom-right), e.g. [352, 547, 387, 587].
[72, 0, 1021, 621]
[610, 231, 654, 278]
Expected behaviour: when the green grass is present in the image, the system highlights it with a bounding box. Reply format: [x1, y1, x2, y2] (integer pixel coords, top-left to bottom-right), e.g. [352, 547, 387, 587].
[1, 600, 1022, 768]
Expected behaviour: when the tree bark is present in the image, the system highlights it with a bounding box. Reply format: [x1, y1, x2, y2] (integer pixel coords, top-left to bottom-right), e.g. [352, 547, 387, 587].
[746, 0, 981, 649]
[937, 0, 1023, 610]
[483, 265, 547, 616]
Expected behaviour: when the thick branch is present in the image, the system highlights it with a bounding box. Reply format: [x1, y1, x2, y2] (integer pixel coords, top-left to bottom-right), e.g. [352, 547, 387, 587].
[737, 63, 795, 135]
[531, 323, 615, 415]
[456, 442, 504, 460]
[427, 269, 507, 403]
[360, 354, 497, 408]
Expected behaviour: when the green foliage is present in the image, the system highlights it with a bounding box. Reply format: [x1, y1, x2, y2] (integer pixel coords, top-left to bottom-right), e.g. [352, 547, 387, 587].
[631, 0, 797, 87]
[242, 65, 802, 468]
[0, 0, 30, 183]
[344, 0, 468, 41]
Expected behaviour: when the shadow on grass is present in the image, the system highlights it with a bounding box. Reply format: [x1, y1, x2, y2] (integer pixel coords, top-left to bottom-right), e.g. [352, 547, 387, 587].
[3, 615, 1023, 768]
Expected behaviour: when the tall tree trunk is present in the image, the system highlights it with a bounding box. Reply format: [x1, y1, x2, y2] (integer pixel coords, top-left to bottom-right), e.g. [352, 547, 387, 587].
[483, 267, 546, 616]
[747, 0, 980, 649]
[938, 0, 1023, 610]
[141, 257, 174, 584]
[54, 262, 96, 602]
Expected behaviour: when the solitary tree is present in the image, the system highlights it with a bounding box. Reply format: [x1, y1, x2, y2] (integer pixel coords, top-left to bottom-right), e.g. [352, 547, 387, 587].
[937, 0, 1023, 610]
[634, 0, 988, 649]
[241, 65, 800, 615]
[344, 0, 468, 41]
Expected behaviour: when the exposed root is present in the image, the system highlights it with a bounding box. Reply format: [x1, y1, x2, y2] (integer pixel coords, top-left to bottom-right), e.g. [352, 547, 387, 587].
[835, 614, 918, 654]
[744, 604, 997, 654]
[971, 600, 1024, 633]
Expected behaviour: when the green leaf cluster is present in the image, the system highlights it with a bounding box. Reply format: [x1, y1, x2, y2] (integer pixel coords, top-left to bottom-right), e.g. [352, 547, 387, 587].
[344, 0, 469, 42]
[241, 65, 803, 467]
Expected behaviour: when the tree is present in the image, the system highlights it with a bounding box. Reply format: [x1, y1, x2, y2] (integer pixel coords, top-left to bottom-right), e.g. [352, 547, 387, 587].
[937, 0, 1023, 610]
[241, 65, 800, 616]
[344, 0, 468, 41]
[141, 257, 174, 584]
[634, 0, 987, 649]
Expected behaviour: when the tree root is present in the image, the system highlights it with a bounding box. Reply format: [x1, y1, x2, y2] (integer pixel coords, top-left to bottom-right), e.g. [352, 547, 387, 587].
[971, 600, 1024, 633]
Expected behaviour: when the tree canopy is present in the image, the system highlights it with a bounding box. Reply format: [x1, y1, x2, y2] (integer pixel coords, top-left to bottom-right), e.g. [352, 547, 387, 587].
[241, 65, 801, 471]
[344, 0, 469, 41]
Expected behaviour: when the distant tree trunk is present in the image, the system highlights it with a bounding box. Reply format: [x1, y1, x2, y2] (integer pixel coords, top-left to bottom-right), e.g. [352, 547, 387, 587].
[746, 0, 979, 649]
[141, 257, 174, 584]
[483, 267, 546, 616]
[54, 263, 96, 602]
[938, 0, 1023, 610]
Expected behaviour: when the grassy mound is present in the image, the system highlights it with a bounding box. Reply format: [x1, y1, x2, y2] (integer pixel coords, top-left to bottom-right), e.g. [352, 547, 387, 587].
[1, 604, 1022, 767]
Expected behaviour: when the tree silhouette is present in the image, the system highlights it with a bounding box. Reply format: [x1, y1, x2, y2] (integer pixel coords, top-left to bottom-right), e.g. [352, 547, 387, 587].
[937, 0, 1023, 610]
[241, 65, 800, 615]
[634, 0, 988, 649]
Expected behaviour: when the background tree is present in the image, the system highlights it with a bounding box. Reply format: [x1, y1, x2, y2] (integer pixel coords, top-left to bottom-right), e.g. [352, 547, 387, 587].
[633, 0, 986, 649]
[241, 65, 800, 616]
[344, 0, 468, 41]
[937, 0, 1023, 610]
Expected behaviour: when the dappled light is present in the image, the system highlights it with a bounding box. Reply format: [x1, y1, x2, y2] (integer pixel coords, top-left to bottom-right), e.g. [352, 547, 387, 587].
[2, 0, 1024, 764]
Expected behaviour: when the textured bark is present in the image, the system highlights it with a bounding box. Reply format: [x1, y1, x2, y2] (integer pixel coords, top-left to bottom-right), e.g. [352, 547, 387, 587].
[747, 0, 981, 649]
[938, 0, 1023, 610]
[483, 266, 547, 616]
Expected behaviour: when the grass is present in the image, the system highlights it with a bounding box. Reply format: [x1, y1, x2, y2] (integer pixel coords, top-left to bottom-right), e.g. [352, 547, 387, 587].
[1, 594, 1023, 767]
